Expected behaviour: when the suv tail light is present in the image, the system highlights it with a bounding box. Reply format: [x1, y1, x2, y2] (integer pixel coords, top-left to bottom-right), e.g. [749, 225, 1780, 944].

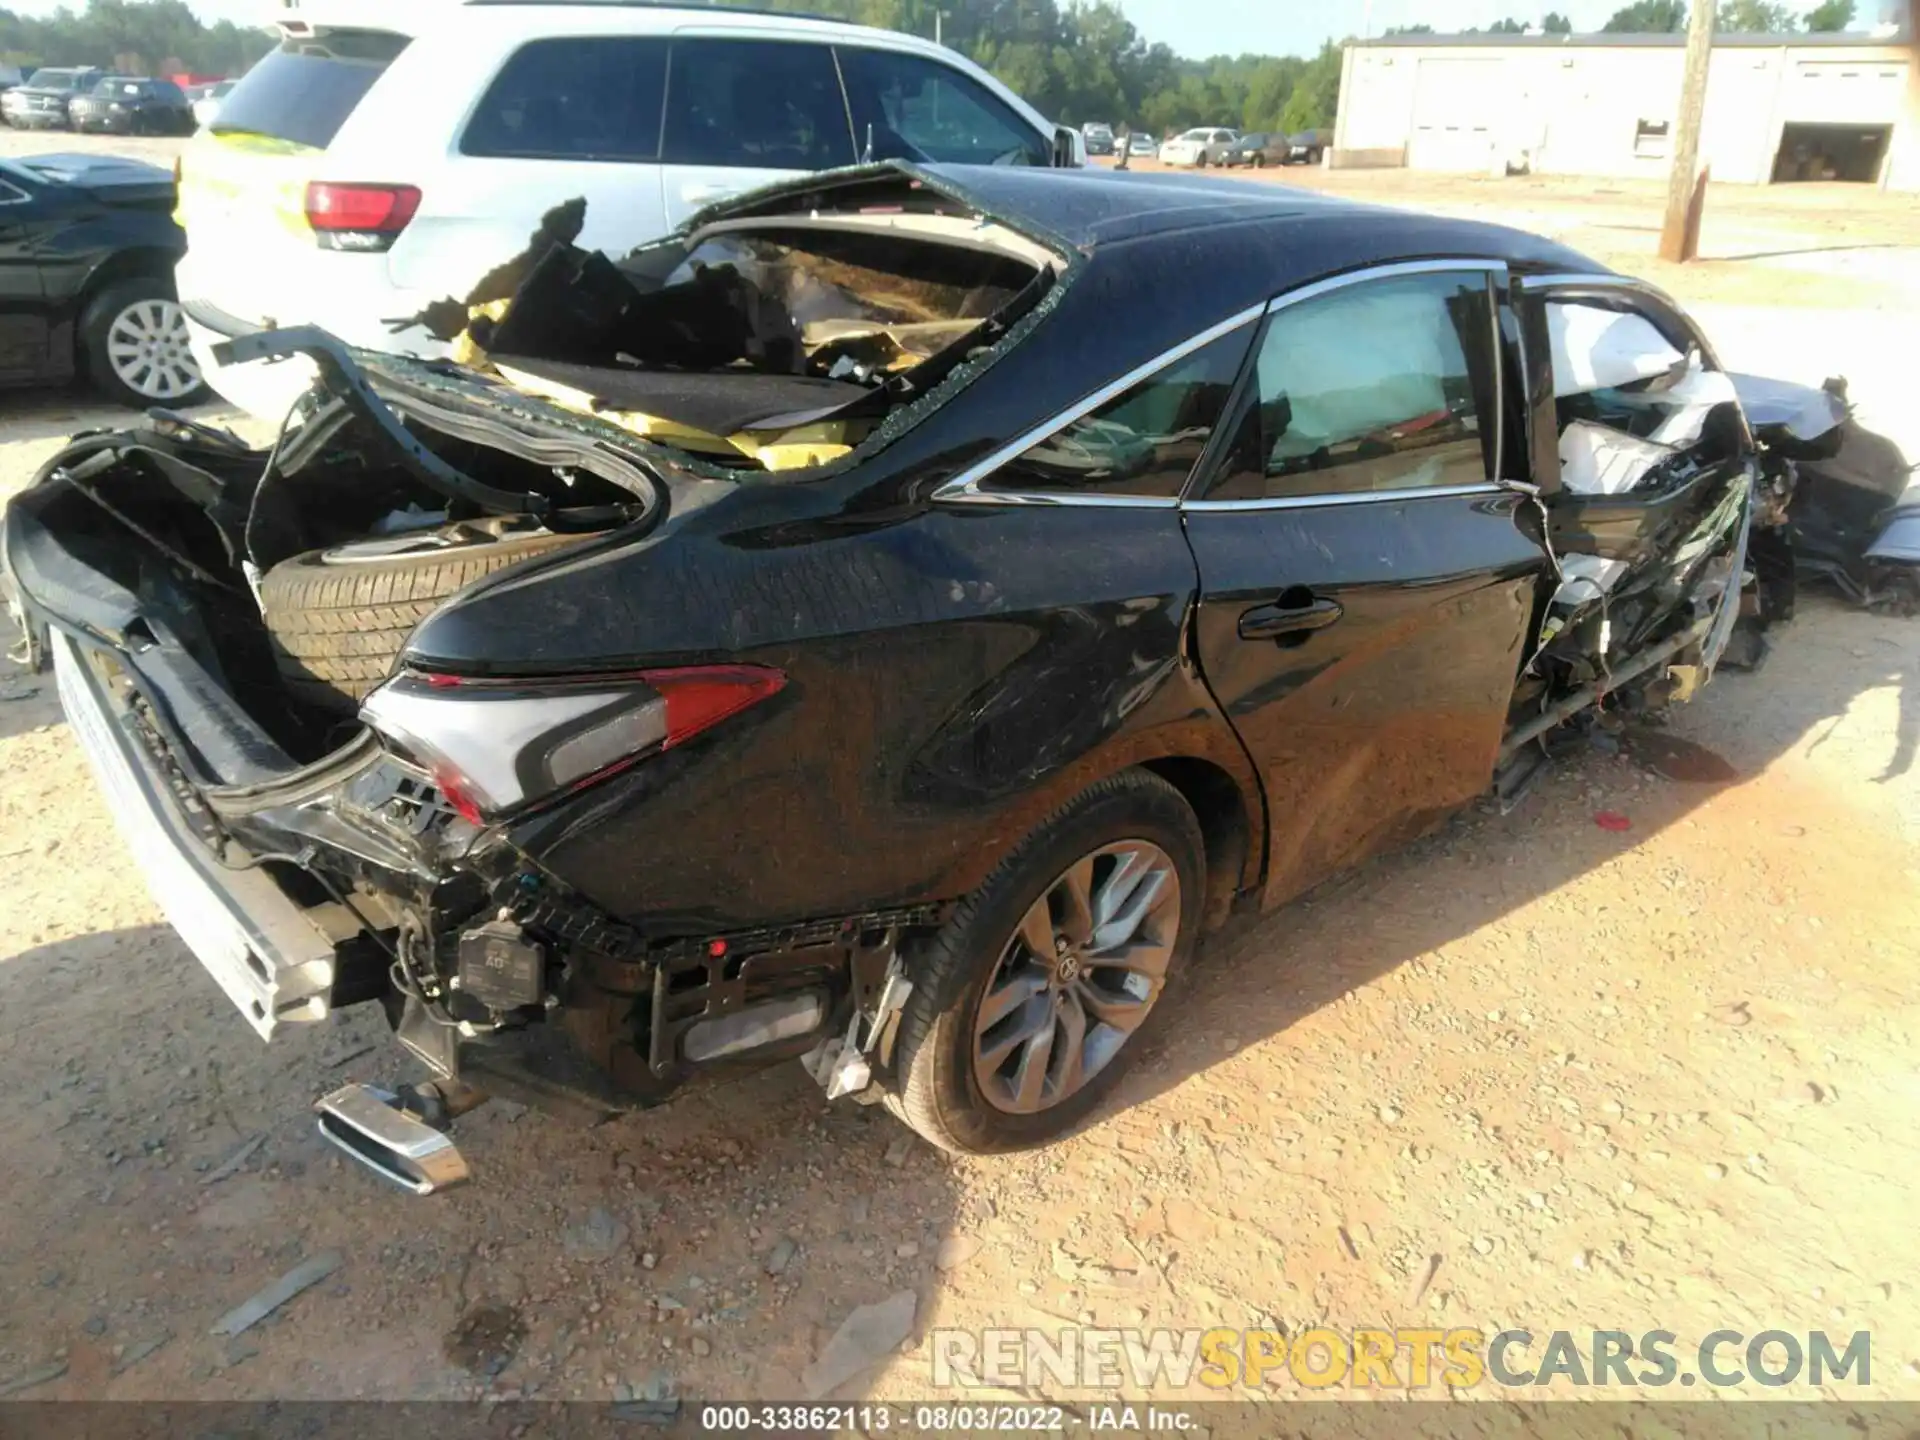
[360, 666, 786, 824]
[305, 181, 421, 252]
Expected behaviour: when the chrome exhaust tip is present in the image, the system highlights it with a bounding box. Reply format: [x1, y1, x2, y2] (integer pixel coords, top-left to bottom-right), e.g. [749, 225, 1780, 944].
[314, 1083, 470, 1195]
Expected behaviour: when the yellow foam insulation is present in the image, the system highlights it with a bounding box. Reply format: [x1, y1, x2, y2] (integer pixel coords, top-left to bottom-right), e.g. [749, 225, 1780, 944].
[450, 298, 514, 370]
[494, 362, 862, 470]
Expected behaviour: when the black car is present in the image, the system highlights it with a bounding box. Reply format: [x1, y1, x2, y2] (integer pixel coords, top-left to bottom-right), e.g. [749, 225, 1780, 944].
[69, 76, 195, 136]
[1222, 132, 1286, 167]
[0, 67, 107, 130]
[1283, 129, 1332, 164]
[0, 154, 208, 406]
[3, 164, 1911, 1191]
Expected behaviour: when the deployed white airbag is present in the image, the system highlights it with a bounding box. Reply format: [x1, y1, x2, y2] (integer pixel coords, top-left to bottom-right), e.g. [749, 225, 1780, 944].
[1548, 303, 1683, 397]
[1558, 419, 1673, 496]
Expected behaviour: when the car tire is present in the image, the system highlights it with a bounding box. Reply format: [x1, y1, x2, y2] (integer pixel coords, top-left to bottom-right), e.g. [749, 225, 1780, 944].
[258, 527, 584, 713]
[884, 769, 1205, 1155]
[80, 276, 210, 410]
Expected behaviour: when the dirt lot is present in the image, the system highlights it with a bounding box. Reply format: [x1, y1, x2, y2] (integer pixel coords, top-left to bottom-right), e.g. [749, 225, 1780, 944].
[2, 135, 1919, 1417]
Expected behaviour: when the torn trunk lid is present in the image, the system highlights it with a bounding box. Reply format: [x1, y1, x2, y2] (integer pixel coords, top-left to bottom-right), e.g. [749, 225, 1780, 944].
[390, 162, 1078, 481]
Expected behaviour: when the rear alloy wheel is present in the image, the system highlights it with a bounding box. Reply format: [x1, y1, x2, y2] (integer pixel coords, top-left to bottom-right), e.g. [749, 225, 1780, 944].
[886, 770, 1204, 1154]
[81, 278, 208, 409]
[970, 840, 1180, 1114]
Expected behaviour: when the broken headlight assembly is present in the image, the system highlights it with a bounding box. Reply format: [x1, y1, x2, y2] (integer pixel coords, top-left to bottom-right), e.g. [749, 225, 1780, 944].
[358, 665, 787, 823]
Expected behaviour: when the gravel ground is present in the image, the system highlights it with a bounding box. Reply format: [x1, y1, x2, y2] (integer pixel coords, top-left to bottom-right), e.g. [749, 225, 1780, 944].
[1, 148, 1918, 1413]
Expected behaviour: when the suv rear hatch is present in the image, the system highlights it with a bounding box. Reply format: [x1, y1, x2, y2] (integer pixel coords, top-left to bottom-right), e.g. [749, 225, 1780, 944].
[175, 24, 413, 358]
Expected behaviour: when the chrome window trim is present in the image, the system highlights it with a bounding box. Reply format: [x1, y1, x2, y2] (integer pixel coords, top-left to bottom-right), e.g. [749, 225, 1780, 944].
[1258, 256, 1508, 316]
[1185, 257, 1511, 512]
[1509, 273, 1542, 489]
[930, 302, 1266, 508]
[1517, 269, 1684, 313]
[1487, 267, 1505, 485]
[0, 180, 29, 205]
[1185, 481, 1505, 513]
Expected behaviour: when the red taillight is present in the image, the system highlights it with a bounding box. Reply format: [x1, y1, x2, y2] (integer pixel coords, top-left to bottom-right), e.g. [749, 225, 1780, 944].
[304, 181, 421, 251]
[362, 664, 786, 821]
[432, 765, 486, 826]
[647, 666, 789, 751]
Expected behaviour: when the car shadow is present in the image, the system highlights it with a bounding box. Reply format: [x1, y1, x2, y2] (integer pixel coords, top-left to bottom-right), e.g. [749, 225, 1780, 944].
[0, 918, 963, 1403]
[0, 654, 62, 742]
[1105, 592, 1918, 1123]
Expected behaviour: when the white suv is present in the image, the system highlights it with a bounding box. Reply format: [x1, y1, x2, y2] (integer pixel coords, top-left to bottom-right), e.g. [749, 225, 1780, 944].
[175, 0, 1080, 419]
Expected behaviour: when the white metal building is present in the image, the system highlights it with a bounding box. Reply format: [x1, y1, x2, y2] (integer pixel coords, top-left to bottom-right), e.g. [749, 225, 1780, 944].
[1334, 27, 1920, 190]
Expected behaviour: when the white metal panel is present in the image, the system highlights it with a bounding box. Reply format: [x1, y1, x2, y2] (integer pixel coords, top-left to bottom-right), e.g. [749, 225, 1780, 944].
[1407, 58, 1501, 172]
[1784, 60, 1909, 123]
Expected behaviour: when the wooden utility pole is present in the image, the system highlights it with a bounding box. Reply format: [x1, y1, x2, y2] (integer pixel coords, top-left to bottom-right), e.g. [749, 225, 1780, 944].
[1659, 0, 1716, 262]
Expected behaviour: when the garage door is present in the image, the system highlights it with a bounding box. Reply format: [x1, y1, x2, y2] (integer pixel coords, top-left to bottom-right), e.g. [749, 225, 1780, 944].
[1408, 58, 1501, 172]
[1784, 61, 1908, 124]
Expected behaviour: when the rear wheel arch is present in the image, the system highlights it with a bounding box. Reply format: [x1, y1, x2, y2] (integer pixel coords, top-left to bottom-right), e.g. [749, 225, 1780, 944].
[885, 766, 1207, 1153]
[72, 246, 179, 323]
[1138, 754, 1258, 930]
[69, 246, 183, 373]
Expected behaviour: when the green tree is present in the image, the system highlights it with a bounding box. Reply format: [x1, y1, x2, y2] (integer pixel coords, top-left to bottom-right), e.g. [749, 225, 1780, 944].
[1601, 0, 1685, 30]
[713, 0, 1332, 137]
[1802, 0, 1853, 27]
[0, 0, 270, 74]
[1383, 23, 1435, 34]
[1241, 54, 1305, 130]
[1543, 11, 1575, 30]
[1718, 0, 1797, 28]
[1488, 17, 1528, 32]
[1278, 40, 1340, 133]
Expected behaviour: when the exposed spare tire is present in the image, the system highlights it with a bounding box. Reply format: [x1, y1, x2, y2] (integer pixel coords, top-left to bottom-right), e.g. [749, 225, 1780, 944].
[258, 527, 582, 713]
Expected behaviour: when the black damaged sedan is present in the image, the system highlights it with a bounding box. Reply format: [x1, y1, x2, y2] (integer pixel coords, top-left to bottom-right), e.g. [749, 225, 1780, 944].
[6, 163, 1908, 1189]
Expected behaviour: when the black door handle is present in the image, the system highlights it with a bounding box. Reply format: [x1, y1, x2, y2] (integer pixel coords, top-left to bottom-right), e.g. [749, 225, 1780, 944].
[1238, 595, 1344, 641]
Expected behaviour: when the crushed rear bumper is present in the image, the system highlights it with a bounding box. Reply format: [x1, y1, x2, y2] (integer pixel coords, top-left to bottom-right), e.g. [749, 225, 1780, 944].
[50, 629, 338, 1037]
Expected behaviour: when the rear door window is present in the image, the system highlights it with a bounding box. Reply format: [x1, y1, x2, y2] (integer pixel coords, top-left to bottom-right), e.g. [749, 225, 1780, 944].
[662, 39, 854, 170]
[837, 47, 1046, 166]
[210, 30, 410, 149]
[462, 37, 669, 161]
[983, 326, 1254, 499]
[1203, 269, 1499, 502]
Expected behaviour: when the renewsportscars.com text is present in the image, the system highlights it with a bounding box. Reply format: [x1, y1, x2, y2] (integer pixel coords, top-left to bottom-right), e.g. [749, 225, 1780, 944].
[930, 1326, 1872, 1391]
